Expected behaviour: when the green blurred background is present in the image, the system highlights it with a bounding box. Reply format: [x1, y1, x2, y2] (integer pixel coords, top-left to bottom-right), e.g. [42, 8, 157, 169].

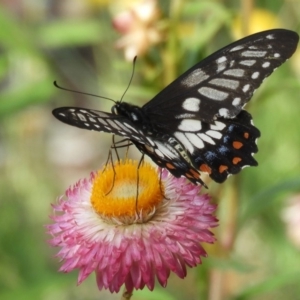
[1, 0, 300, 299]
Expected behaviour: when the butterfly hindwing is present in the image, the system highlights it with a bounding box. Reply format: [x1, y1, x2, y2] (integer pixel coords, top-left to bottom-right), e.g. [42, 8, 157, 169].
[133, 110, 260, 184]
[188, 110, 260, 182]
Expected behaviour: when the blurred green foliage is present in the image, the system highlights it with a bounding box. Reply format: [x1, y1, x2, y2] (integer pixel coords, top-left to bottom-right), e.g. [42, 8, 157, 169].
[0, 0, 300, 299]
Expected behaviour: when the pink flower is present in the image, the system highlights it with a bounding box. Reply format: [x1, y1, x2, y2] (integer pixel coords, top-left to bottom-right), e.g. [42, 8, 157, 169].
[47, 160, 217, 293]
[112, 0, 163, 60]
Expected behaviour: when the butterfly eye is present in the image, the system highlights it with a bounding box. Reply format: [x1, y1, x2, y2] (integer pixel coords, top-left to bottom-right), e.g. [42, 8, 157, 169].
[111, 105, 118, 115]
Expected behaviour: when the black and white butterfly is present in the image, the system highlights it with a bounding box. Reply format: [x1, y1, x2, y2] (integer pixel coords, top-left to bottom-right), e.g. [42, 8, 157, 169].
[53, 29, 299, 186]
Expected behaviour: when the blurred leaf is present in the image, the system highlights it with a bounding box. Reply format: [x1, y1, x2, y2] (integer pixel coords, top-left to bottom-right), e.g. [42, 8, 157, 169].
[135, 288, 176, 300]
[0, 79, 55, 117]
[0, 7, 37, 53]
[38, 19, 111, 48]
[234, 271, 300, 300]
[181, 1, 231, 50]
[240, 178, 300, 224]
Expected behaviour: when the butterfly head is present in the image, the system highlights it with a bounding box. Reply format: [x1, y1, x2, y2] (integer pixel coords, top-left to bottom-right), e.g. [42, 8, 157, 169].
[112, 102, 148, 123]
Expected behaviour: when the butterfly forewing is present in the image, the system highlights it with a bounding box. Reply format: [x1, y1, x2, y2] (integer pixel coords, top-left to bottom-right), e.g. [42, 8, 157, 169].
[52, 29, 299, 186]
[53, 107, 153, 146]
[143, 29, 299, 124]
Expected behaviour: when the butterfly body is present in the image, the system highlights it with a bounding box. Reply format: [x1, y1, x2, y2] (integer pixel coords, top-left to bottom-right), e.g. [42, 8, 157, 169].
[112, 102, 157, 134]
[53, 29, 299, 185]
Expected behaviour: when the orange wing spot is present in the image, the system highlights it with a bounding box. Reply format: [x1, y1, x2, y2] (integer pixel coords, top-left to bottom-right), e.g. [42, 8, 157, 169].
[219, 165, 228, 173]
[232, 157, 242, 164]
[166, 163, 176, 169]
[185, 173, 193, 179]
[244, 132, 249, 139]
[190, 168, 200, 179]
[233, 141, 243, 149]
[199, 164, 212, 174]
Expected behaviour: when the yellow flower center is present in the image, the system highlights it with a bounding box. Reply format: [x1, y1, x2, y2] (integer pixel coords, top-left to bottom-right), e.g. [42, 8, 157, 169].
[91, 159, 164, 222]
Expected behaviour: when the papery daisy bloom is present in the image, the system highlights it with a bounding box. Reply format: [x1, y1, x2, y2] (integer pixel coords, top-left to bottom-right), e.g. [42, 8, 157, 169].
[112, 0, 163, 61]
[47, 159, 218, 293]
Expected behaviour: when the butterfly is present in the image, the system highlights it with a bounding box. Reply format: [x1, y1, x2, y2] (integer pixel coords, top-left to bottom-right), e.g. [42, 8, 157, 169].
[53, 29, 299, 186]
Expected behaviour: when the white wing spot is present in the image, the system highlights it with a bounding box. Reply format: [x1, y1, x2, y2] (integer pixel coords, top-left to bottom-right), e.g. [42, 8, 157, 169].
[241, 50, 267, 57]
[181, 68, 209, 87]
[174, 132, 194, 153]
[185, 133, 205, 149]
[78, 114, 88, 121]
[131, 113, 138, 121]
[230, 45, 244, 52]
[248, 46, 258, 49]
[223, 69, 245, 77]
[182, 97, 201, 112]
[267, 34, 274, 39]
[198, 87, 228, 101]
[217, 56, 227, 63]
[156, 142, 178, 159]
[243, 84, 250, 92]
[217, 63, 226, 72]
[107, 119, 120, 130]
[262, 61, 270, 68]
[94, 124, 100, 128]
[232, 97, 241, 106]
[115, 120, 131, 132]
[218, 108, 230, 117]
[274, 53, 280, 58]
[178, 119, 202, 131]
[154, 148, 164, 158]
[209, 78, 239, 89]
[146, 137, 156, 147]
[206, 130, 222, 139]
[175, 113, 196, 119]
[251, 71, 259, 79]
[210, 121, 226, 131]
[198, 133, 216, 145]
[98, 118, 108, 126]
[216, 56, 228, 72]
[239, 60, 256, 66]
[123, 123, 138, 133]
[89, 117, 96, 122]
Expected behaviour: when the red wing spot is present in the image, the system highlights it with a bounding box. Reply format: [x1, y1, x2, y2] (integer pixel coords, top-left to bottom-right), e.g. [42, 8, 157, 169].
[199, 164, 212, 174]
[166, 163, 176, 169]
[232, 157, 242, 164]
[190, 169, 200, 179]
[233, 141, 243, 149]
[244, 132, 249, 139]
[219, 165, 228, 173]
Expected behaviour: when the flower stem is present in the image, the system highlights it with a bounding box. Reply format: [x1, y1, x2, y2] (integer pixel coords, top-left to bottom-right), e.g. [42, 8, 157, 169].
[121, 289, 132, 300]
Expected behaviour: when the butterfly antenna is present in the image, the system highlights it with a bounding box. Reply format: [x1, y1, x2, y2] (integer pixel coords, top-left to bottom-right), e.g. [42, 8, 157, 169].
[120, 56, 137, 103]
[53, 81, 117, 104]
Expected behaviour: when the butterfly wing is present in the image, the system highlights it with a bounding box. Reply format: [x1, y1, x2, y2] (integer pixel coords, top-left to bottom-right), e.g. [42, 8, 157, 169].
[52, 107, 154, 146]
[52, 29, 298, 186]
[134, 110, 260, 184]
[143, 29, 299, 125]
[187, 110, 260, 182]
